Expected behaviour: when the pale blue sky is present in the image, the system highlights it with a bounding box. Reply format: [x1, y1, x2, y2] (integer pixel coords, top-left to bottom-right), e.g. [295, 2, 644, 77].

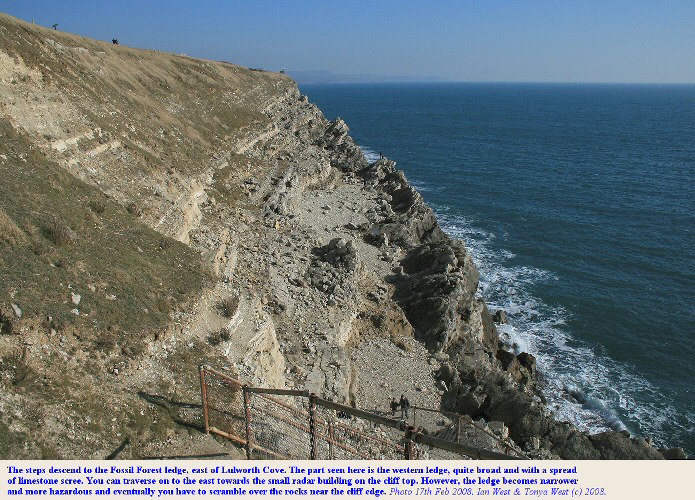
[3, 0, 694, 83]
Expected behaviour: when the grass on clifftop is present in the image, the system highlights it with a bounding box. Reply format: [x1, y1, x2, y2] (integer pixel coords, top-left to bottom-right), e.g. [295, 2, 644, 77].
[0, 119, 208, 345]
[0, 13, 284, 178]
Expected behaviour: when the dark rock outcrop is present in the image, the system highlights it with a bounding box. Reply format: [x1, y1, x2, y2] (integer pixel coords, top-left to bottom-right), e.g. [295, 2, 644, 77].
[327, 151, 670, 459]
[493, 309, 508, 324]
[318, 118, 368, 173]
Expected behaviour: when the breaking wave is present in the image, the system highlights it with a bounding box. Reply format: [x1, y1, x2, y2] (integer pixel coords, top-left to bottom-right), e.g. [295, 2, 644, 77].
[357, 145, 691, 451]
[360, 145, 381, 163]
[429, 202, 689, 447]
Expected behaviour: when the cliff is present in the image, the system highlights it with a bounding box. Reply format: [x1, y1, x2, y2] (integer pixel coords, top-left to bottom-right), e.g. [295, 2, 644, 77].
[0, 13, 673, 459]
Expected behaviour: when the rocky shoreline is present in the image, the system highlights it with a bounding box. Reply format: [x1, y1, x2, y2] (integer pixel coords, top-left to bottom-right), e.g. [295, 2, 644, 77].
[306, 117, 684, 459]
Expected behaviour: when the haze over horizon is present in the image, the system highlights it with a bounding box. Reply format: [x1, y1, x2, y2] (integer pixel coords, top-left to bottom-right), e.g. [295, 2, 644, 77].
[3, 0, 695, 84]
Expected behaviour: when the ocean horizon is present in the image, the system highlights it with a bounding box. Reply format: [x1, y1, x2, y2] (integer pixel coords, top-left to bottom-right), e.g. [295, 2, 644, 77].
[301, 82, 695, 456]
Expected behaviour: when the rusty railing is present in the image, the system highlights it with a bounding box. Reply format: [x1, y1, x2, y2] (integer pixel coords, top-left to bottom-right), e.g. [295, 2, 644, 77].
[199, 365, 523, 460]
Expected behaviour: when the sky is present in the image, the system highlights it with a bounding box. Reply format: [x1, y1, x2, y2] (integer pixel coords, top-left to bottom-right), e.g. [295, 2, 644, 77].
[2, 0, 695, 83]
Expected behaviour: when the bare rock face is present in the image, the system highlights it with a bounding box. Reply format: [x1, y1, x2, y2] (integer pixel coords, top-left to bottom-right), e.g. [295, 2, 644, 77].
[392, 242, 486, 353]
[362, 160, 444, 246]
[493, 309, 508, 324]
[318, 118, 368, 173]
[496, 350, 536, 387]
[241, 311, 287, 389]
[587, 432, 664, 460]
[339, 152, 669, 459]
[441, 347, 665, 459]
[304, 346, 354, 405]
[660, 447, 687, 460]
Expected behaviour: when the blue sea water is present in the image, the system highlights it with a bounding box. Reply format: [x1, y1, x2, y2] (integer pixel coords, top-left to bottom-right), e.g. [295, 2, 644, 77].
[301, 83, 695, 456]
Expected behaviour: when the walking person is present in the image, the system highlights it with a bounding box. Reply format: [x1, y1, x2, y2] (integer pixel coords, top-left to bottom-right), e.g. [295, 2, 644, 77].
[390, 397, 399, 416]
[400, 394, 410, 420]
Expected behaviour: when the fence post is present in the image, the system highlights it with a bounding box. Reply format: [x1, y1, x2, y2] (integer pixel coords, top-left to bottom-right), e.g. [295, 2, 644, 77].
[328, 421, 335, 460]
[404, 426, 415, 460]
[457, 416, 464, 443]
[199, 365, 210, 434]
[309, 393, 318, 460]
[242, 385, 253, 460]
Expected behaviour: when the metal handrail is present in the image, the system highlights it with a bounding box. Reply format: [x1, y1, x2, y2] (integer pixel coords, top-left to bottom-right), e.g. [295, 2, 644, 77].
[409, 404, 529, 459]
[198, 365, 526, 460]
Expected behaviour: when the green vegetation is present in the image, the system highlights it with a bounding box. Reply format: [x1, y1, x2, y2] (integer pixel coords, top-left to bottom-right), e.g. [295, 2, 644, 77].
[0, 12, 295, 458]
[0, 207, 28, 248]
[0, 120, 208, 341]
[45, 215, 75, 246]
[0, 420, 28, 459]
[0, 347, 33, 386]
[218, 294, 240, 319]
[126, 202, 143, 217]
[88, 198, 107, 214]
[207, 327, 231, 346]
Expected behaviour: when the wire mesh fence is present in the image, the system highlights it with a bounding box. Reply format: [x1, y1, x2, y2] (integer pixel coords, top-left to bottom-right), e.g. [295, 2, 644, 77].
[199, 365, 525, 461]
[312, 403, 406, 460]
[247, 391, 312, 459]
[199, 366, 246, 447]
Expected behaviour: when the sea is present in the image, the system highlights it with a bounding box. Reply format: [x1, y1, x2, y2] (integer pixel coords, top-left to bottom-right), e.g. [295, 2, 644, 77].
[300, 82, 695, 456]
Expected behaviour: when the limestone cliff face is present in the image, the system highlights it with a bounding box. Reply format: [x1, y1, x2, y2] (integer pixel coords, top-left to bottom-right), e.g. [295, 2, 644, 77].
[0, 13, 671, 459]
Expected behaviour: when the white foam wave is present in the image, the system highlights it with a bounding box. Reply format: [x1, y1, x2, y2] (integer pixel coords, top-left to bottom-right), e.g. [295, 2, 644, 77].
[360, 145, 381, 163]
[360, 147, 434, 193]
[355, 146, 693, 451]
[410, 180, 436, 193]
[434, 209, 693, 448]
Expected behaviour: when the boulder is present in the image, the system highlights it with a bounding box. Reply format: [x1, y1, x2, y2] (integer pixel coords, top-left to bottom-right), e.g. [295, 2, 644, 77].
[660, 447, 687, 460]
[588, 431, 664, 460]
[488, 420, 509, 439]
[493, 349, 535, 387]
[365, 227, 388, 247]
[517, 352, 536, 372]
[496, 349, 518, 371]
[0, 305, 15, 334]
[493, 310, 508, 324]
[436, 362, 458, 385]
[11, 303, 22, 318]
